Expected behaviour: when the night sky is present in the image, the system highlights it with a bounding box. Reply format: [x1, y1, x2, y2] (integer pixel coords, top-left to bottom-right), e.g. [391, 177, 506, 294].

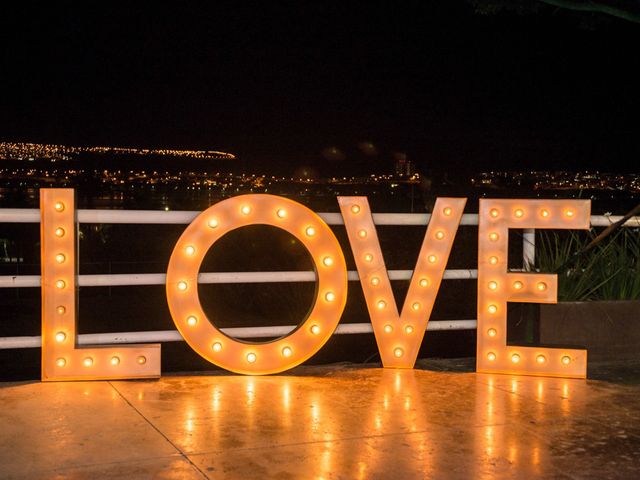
[1, 1, 639, 175]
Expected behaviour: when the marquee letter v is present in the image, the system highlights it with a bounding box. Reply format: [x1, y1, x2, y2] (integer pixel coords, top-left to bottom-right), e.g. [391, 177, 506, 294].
[338, 196, 466, 368]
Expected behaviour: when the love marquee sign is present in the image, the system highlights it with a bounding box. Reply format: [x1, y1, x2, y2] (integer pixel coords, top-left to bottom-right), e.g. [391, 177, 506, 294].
[39, 189, 590, 381]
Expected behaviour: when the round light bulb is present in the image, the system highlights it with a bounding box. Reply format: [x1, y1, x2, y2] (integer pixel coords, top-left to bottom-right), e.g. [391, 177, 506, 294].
[56, 306, 66, 315]
[110, 356, 120, 366]
[489, 209, 499, 218]
[351, 205, 361, 214]
[364, 253, 373, 262]
[513, 281, 523, 290]
[305, 226, 316, 237]
[55, 227, 65, 237]
[55, 280, 66, 289]
[428, 255, 437, 263]
[186, 316, 198, 327]
[177, 281, 188, 291]
[514, 209, 524, 218]
[561, 355, 571, 365]
[405, 325, 414, 334]
[377, 300, 386, 309]
[384, 324, 393, 333]
[54, 202, 65, 212]
[487, 352, 496, 361]
[371, 277, 380, 286]
[443, 207, 452, 216]
[56, 358, 66, 367]
[540, 209, 549, 218]
[511, 354, 520, 364]
[565, 210, 574, 218]
[137, 356, 147, 365]
[212, 342, 222, 352]
[322, 256, 333, 267]
[325, 291, 336, 302]
[394, 348, 404, 358]
[241, 205, 251, 215]
[487, 328, 497, 337]
[310, 325, 320, 335]
[358, 230, 367, 238]
[488, 281, 498, 291]
[435, 231, 445, 240]
[489, 256, 498, 265]
[412, 302, 420, 311]
[185, 245, 195, 256]
[536, 355, 546, 364]
[208, 219, 219, 228]
[488, 305, 498, 314]
[282, 347, 292, 357]
[55, 331, 66, 342]
[55, 253, 65, 263]
[247, 352, 257, 363]
[537, 282, 547, 291]
[276, 208, 287, 218]
[419, 278, 429, 287]
[489, 232, 499, 242]
[83, 357, 93, 367]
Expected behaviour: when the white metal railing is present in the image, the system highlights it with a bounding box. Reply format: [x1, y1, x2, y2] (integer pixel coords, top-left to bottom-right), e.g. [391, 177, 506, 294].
[1, 207, 639, 350]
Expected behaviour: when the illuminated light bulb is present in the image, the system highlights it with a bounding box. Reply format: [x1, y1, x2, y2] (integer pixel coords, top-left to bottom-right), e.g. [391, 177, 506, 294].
[351, 205, 361, 214]
[55, 253, 65, 264]
[488, 305, 498, 314]
[55, 280, 66, 289]
[137, 356, 147, 365]
[540, 209, 549, 218]
[489, 232, 499, 242]
[405, 325, 414, 334]
[561, 355, 571, 365]
[364, 253, 373, 262]
[487, 328, 497, 337]
[511, 353, 521, 364]
[371, 277, 380, 286]
[177, 281, 188, 291]
[412, 302, 420, 311]
[394, 348, 404, 358]
[419, 278, 429, 287]
[435, 230, 445, 240]
[443, 207, 452, 216]
[56, 306, 66, 315]
[56, 358, 66, 367]
[536, 355, 546, 364]
[537, 282, 547, 291]
[83, 357, 94, 367]
[246, 352, 257, 363]
[305, 226, 316, 237]
[489, 256, 498, 265]
[310, 324, 320, 335]
[565, 210, 575, 218]
[241, 205, 251, 215]
[55, 227, 65, 237]
[282, 347, 292, 357]
[325, 291, 336, 302]
[186, 316, 198, 327]
[322, 256, 333, 267]
[55, 331, 66, 342]
[358, 229, 367, 239]
[384, 324, 393, 333]
[212, 342, 222, 352]
[185, 245, 195, 256]
[427, 255, 437, 263]
[276, 208, 287, 218]
[377, 300, 387, 309]
[487, 352, 496, 361]
[208, 219, 219, 228]
[488, 281, 498, 291]
[54, 202, 65, 212]
[110, 356, 120, 366]
[514, 209, 524, 218]
[489, 208, 499, 218]
[513, 281, 524, 290]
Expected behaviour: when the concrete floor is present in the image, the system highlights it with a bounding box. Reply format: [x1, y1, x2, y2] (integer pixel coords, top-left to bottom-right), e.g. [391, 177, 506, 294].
[1, 361, 640, 479]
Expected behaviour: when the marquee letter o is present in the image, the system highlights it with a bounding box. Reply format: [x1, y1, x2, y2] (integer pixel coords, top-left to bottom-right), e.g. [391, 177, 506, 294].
[166, 194, 348, 374]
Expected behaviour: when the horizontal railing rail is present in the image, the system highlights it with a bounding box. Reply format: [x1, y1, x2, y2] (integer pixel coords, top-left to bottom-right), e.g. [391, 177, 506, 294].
[1, 207, 638, 350]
